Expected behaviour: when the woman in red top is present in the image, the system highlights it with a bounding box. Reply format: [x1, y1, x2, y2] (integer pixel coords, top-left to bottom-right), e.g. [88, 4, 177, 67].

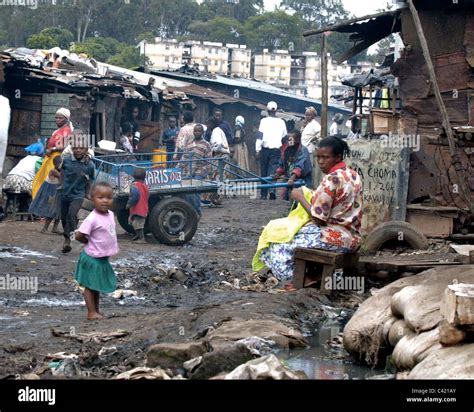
[32, 108, 73, 199]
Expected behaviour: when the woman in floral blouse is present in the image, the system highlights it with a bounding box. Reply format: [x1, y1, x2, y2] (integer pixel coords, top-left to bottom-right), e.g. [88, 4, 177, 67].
[256, 136, 363, 282]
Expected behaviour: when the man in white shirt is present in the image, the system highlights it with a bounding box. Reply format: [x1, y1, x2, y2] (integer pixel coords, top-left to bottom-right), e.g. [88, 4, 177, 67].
[301, 106, 321, 155]
[256, 101, 287, 200]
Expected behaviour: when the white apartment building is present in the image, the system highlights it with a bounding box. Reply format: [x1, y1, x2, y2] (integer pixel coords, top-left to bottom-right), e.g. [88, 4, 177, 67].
[141, 39, 251, 77]
[185, 41, 228, 74]
[254, 49, 291, 86]
[139, 38, 369, 95]
[138, 38, 184, 70]
[227, 44, 251, 77]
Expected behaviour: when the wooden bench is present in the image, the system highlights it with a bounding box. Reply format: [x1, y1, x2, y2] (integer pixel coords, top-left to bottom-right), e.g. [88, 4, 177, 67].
[293, 247, 359, 294]
[2, 189, 33, 221]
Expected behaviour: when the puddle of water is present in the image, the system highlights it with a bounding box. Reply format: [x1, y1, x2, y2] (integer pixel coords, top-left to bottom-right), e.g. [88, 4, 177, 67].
[0, 246, 56, 260]
[277, 319, 384, 380]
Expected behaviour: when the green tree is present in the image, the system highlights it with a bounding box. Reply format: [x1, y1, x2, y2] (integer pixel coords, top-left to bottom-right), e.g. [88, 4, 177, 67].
[282, 0, 348, 27]
[196, 0, 263, 24]
[107, 45, 141, 69]
[72, 40, 109, 61]
[244, 11, 304, 52]
[187, 17, 245, 44]
[26, 27, 74, 49]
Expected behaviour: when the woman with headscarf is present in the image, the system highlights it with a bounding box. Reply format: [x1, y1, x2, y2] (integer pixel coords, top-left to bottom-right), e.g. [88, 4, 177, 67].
[232, 115, 250, 172]
[32, 108, 73, 199]
[253, 136, 363, 285]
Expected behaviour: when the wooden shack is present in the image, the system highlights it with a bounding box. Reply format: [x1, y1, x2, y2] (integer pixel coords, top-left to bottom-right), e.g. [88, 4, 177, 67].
[304, 0, 474, 238]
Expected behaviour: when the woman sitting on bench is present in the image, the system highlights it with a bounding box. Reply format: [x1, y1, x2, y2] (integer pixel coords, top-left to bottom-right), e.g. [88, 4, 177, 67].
[253, 136, 363, 283]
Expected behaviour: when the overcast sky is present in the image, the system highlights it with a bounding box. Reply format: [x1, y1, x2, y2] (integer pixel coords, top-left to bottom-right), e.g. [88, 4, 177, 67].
[263, 0, 391, 16]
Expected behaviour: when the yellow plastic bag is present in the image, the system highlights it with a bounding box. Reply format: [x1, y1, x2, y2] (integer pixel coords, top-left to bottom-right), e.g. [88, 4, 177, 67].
[252, 186, 314, 272]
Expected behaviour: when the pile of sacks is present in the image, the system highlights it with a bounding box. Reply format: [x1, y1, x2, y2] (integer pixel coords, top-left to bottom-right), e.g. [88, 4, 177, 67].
[343, 266, 474, 378]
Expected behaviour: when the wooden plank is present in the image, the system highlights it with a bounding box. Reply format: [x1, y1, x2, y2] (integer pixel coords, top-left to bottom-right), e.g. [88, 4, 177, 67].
[441, 284, 474, 326]
[464, 14, 474, 68]
[319, 265, 334, 295]
[293, 259, 306, 289]
[321, 33, 328, 138]
[434, 52, 470, 93]
[407, 205, 460, 212]
[295, 247, 344, 259]
[294, 250, 336, 265]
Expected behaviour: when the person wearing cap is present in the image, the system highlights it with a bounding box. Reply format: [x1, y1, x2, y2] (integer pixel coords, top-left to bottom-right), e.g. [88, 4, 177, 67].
[256, 101, 287, 200]
[330, 113, 345, 136]
[32, 107, 73, 199]
[301, 106, 321, 155]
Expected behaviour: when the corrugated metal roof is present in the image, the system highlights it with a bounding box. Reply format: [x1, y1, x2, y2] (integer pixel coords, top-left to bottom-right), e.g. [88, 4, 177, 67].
[152, 69, 351, 112]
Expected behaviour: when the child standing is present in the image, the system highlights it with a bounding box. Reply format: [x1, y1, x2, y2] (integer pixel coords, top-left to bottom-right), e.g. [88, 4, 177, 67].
[29, 155, 63, 233]
[126, 168, 149, 243]
[75, 182, 118, 320]
[161, 117, 179, 162]
[61, 133, 96, 253]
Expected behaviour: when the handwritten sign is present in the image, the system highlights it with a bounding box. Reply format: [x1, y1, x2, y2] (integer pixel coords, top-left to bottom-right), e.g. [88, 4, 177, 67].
[345, 140, 410, 234]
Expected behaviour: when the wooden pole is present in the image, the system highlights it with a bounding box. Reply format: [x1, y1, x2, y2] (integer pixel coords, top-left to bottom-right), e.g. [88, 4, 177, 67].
[407, 0, 474, 213]
[321, 33, 328, 138]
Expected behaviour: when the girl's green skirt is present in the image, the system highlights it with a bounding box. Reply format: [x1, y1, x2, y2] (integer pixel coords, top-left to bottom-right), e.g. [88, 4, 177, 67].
[75, 251, 116, 293]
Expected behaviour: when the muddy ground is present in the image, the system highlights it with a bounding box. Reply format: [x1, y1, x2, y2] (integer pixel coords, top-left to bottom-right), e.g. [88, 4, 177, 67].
[0, 197, 377, 379]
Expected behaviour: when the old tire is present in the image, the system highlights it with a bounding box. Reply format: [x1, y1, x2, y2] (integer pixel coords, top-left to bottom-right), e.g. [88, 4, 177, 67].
[117, 208, 135, 234]
[149, 197, 198, 246]
[364, 221, 429, 253]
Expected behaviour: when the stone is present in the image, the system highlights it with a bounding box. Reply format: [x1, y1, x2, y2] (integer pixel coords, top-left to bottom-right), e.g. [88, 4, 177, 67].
[439, 320, 466, 346]
[146, 341, 209, 368]
[189, 344, 253, 380]
[207, 319, 307, 350]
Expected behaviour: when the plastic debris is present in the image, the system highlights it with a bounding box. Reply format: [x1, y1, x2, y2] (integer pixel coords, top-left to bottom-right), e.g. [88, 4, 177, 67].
[115, 367, 171, 380]
[235, 336, 276, 356]
[111, 289, 138, 299]
[224, 354, 307, 380]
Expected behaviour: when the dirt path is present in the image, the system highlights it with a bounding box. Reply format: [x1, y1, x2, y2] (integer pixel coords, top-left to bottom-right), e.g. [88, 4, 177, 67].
[0, 197, 364, 378]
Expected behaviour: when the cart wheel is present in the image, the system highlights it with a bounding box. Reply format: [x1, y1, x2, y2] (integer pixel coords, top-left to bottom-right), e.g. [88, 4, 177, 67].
[149, 197, 198, 246]
[117, 208, 135, 235]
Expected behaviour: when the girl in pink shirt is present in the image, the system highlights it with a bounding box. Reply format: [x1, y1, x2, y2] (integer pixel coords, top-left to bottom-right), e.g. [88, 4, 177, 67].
[75, 182, 119, 320]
